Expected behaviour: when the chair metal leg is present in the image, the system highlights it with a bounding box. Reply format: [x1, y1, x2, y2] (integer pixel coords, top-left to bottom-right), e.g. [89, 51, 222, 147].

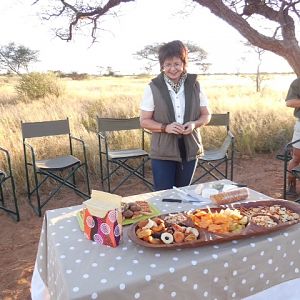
[106, 156, 111, 193]
[230, 157, 234, 181]
[0, 178, 20, 221]
[230, 142, 234, 181]
[71, 166, 76, 186]
[43, 167, 89, 215]
[193, 160, 228, 184]
[224, 155, 228, 179]
[26, 162, 90, 216]
[103, 157, 153, 193]
[84, 162, 91, 196]
[283, 158, 288, 199]
[23, 153, 31, 202]
[33, 168, 42, 217]
[10, 174, 20, 221]
[0, 184, 4, 206]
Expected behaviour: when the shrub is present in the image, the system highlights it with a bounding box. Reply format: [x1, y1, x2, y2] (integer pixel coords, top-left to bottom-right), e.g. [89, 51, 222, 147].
[69, 72, 89, 80]
[15, 72, 64, 100]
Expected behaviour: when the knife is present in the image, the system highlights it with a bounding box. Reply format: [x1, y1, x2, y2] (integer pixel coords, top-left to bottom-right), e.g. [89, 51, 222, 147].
[162, 198, 202, 203]
[232, 183, 247, 187]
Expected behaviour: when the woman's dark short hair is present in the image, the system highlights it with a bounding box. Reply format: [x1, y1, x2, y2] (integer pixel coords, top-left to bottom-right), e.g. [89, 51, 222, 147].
[158, 40, 188, 72]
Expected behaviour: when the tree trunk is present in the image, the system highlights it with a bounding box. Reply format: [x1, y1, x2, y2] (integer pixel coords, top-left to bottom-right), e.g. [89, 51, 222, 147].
[256, 65, 260, 92]
[193, 0, 300, 76]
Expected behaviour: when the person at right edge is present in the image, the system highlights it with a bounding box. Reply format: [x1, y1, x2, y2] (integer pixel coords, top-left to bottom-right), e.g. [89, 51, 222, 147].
[140, 40, 211, 191]
[285, 77, 300, 196]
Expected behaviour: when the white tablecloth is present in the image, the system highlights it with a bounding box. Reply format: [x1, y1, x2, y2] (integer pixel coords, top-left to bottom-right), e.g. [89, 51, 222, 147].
[31, 182, 300, 299]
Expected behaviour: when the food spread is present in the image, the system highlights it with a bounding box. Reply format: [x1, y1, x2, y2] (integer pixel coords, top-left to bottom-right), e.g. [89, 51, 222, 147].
[128, 200, 300, 248]
[190, 208, 248, 234]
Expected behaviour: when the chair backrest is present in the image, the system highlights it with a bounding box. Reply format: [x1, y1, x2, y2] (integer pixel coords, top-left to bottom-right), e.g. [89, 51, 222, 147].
[97, 117, 141, 133]
[21, 119, 70, 139]
[200, 112, 231, 149]
[207, 112, 230, 128]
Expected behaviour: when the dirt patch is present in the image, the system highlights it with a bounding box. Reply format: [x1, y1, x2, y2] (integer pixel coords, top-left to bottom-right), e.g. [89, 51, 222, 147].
[0, 153, 290, 299]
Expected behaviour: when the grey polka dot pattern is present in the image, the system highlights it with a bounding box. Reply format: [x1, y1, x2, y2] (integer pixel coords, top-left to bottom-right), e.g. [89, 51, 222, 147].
[34, 182, 300, 299]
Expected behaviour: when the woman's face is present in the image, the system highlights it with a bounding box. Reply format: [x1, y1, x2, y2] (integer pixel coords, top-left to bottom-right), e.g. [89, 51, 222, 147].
[163, 56, 184, 83]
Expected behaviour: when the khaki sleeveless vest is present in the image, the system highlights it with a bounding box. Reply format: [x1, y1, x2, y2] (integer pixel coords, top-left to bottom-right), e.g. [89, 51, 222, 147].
[149, 73, 204, 162]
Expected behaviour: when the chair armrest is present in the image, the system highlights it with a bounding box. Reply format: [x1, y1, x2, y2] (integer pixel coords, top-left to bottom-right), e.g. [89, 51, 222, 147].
[281, 138, 300, 161]
[285, 138, 300, 151]
[70, 135, 85, 145]
[23, 141, 36, 165]
[0, 146, 9, 158]
[97, 132, 110, 156]
[97, 132, 106, 140]
[143, 129, 152, 135]
[228, 130, 234, 140]
[0, 147, 12, 175]
[70, 135, 88, 164]
[24, 141, 34, 152]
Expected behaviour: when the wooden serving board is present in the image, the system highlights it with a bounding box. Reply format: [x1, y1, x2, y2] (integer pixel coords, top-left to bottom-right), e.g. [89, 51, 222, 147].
[127, 199, 300, 249]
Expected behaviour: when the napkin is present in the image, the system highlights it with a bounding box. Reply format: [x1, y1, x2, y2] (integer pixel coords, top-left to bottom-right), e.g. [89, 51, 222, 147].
[82, 190, 123, 247]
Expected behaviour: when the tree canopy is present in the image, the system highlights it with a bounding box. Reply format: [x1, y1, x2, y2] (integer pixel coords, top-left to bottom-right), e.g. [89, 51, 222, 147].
[34, 0, 300, 75]
[0, 43, 39, 75]
[134, 42, 210, 73]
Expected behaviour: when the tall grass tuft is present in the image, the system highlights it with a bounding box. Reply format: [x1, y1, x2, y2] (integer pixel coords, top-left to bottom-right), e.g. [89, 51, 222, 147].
[16, 72, 64, 101]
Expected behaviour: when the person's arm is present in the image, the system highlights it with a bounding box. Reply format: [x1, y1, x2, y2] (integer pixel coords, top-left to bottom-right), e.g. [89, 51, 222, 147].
[182, 106, 211, 135]
[285, 79, 300, 108]
[140, 110, 164, 132]
[140, 111, 185, 134]
[140, 85, 184, 134]
[140, 85, 168, 133]
[286, 98, 300, 108]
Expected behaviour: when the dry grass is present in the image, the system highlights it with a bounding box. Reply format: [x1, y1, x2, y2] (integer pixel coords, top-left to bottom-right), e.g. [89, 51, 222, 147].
[0, 73, 296, 195]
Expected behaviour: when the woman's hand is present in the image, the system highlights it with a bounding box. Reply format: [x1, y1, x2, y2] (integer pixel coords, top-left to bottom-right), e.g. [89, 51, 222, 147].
[165, 122, 185, 134]
[182, 121, 196, 135]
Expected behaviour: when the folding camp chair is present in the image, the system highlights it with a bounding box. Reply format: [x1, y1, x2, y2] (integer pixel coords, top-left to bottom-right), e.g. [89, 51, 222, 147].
[276, 138, 300, 202]
[192, 112, 234, 184]
[97, 116, 153, 193]
[0, 147, 20, 221]
[21, 118, 91, 216]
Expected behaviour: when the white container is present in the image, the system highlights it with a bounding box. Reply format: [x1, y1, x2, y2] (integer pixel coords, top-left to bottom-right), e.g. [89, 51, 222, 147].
[202, 188, 219, 199]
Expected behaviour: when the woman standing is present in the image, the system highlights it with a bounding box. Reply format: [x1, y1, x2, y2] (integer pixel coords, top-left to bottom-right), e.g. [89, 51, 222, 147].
[140, 40, 211, 191]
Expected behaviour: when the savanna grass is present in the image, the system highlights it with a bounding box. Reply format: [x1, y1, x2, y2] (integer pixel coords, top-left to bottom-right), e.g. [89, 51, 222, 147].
[0, 73, 296, 195]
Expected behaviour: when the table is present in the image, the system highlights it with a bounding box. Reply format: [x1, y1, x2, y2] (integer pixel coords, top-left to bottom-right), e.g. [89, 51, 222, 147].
[31, 181, 300, 300]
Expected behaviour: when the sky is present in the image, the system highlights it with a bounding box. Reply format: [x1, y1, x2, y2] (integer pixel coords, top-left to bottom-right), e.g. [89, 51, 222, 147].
[0, 0, 294, 75]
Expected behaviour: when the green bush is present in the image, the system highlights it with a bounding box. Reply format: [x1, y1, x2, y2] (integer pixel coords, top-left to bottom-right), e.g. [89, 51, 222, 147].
[15, 72, 64, 100]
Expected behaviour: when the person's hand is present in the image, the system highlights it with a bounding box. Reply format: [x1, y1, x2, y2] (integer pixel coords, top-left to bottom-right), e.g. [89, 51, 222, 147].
[165, 122, 185, 134]
[182, 121, 196, 135]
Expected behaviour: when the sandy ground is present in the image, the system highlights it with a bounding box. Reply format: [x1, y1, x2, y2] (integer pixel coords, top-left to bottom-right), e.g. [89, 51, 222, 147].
[0, 153, 291, 299]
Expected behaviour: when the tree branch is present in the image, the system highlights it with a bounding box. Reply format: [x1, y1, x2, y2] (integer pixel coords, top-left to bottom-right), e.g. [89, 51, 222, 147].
[37, 0, 135, 41]
[193, 0, 296, 55]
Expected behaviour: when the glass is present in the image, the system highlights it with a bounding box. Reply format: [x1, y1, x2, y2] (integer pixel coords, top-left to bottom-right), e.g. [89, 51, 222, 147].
[163, 62, 183, 70]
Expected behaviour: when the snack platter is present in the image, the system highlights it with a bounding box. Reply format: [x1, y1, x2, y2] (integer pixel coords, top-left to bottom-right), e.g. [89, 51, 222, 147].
[122, 200, 161, 226]
[128, 199, 300, 249]
[76, 200, 161, 230]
